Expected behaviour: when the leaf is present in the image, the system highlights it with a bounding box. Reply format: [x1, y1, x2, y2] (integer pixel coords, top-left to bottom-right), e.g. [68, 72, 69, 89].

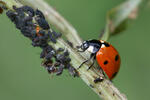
[100, 0, 142, 41]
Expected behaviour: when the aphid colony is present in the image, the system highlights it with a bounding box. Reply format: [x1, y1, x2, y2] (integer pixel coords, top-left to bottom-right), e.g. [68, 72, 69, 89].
[6, 5, 78, 77]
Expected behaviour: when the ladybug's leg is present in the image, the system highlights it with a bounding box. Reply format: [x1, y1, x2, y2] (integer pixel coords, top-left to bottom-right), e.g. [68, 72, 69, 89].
[77, 58, 91, 69]
[87, 56, 96, 70]
[93, 63, 105, 83]
[78, 53, 95, 69]
[99, 66, 106, 78]
[87, 61, 95, 70]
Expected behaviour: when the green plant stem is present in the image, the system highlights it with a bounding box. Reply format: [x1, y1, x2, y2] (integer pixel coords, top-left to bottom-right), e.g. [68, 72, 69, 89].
[0, 0, 127, 100]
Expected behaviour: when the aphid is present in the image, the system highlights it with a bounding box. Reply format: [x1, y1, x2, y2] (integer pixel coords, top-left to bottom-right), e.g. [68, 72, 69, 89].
[45, 50, 55, 60]
[52, 31, 62, 38]
[21, 26, 34, 37]
[0, 1, 7, 14]
[6, 10, 17, 22]
[22, 6, 35, 17]
[64, 50, 69, 56]
[46, 66, 57, 74]
[40, 45, 54, 58]
[23, 16, 33, 23]
[68, 65, 79, 77]
[41, 59, 53, 67]
[35, 9, 45, 19]
[66, 40, 74, 48]
[94, 77, 104, 83]
[48, 31, 56, 43]
[57, 48, 64, 52]
[56, 64, 64, 75]
[77, 40, 121, 81]
[0, 7, 3, 14]
[35, 18, 50, 30]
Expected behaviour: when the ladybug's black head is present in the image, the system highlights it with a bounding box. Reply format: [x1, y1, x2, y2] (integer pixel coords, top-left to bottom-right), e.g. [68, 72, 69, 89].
[77, 39, 102, 53]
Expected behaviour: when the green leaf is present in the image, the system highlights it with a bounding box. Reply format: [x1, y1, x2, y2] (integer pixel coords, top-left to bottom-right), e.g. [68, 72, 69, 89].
[100, 0, 142, 41]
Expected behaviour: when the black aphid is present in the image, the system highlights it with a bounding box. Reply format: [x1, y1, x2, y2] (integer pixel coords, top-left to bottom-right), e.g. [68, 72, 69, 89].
[35, 9, 45, 19]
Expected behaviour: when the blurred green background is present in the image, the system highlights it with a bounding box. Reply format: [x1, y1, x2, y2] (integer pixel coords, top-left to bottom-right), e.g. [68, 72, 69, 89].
[0, 0, 150, 100]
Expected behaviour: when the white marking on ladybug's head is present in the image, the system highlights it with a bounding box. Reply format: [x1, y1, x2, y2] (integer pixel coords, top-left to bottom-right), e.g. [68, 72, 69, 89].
[87, 45, 94, 53]
[100, 40, 105, 43]
[101, 44, 105, 48]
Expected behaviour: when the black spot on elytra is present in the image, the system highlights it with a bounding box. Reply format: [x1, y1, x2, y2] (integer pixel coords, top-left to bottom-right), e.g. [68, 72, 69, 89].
[115, 55, 119, 61]
[103, 60, 108, 65]
[112, 72, 118, 78]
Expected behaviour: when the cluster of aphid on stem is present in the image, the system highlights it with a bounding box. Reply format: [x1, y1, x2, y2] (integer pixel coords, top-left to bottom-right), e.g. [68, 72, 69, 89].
[5, 5, 78, 77]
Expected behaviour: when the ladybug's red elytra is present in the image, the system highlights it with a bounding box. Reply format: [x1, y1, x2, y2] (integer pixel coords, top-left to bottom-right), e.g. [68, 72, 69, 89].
[77, 39, 120, 81]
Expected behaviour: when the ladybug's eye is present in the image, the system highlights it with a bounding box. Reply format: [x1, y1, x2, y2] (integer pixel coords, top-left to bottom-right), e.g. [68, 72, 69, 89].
[83, 43, 88, 48]
[81, 41, 89, 50]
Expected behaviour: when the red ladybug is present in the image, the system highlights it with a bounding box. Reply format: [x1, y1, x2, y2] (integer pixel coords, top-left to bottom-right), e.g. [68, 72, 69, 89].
[77, 39, 120, 81]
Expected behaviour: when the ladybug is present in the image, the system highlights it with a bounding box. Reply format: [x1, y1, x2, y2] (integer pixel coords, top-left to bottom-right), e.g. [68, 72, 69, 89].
[77, 39, 120, 81]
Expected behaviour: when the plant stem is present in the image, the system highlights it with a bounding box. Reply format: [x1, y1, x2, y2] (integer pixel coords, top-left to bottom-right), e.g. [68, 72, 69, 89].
[0, 0, 127, 100]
